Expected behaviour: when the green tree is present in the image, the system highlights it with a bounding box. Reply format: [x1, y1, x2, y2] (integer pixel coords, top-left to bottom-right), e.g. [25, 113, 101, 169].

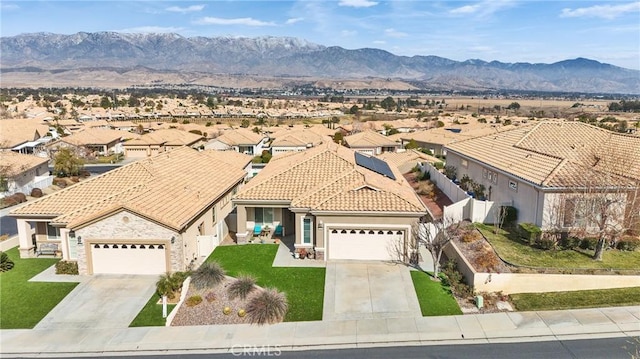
[333, 131, 344, 144]
[380, 96, 396, 111]
[100, 96, 112, 109]
[241, 119, 250, 128]
[506, 102, 521, 111]
[53, 148, 84, 177]
[404, 139, 418, 150]
[348, 104, 359, 115]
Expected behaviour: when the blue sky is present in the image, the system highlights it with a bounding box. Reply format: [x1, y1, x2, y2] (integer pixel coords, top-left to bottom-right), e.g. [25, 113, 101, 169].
[2, 1, 639, 70]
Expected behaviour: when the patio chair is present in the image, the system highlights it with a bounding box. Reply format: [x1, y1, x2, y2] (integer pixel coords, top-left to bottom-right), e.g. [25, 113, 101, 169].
[274, 224, 283, 237]
[253, 224, 262, 237]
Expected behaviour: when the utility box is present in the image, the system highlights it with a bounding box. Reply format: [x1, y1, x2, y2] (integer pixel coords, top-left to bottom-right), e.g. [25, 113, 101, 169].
[475, 295, 484, 309]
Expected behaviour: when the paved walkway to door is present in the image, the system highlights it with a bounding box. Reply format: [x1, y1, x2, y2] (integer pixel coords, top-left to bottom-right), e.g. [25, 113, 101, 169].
[34, 274, 157, 330]
[323, 261, 422, 321]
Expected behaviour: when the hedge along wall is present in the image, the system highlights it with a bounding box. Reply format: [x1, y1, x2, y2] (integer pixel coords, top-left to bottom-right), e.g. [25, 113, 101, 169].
[444, 241, 640, 295]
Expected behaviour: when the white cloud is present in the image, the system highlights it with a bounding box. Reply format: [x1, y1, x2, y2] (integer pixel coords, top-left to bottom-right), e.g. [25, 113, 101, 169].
[450, 5, 479, 14]
[1, 3, 19, 10]
[449, 0, 515, 17]
[286, 17, 304, 24]
[560, 2, 640, 20]
[117, 26, 184, 34]
[338, 0, 378, 8]
[384, 28, 408, 38]
[165, 5, 205, 14]
[194, 17, 276, 26]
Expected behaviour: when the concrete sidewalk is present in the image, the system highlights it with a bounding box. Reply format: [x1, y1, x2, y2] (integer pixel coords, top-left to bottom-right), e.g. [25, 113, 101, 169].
[2, 306, 638, 356]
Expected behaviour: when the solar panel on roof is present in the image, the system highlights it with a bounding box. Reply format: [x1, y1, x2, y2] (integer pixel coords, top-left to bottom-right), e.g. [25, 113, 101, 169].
[354, 152, 396, 180]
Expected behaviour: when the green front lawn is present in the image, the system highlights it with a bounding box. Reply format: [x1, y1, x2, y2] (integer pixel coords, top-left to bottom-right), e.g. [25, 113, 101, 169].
[475, 224, 640, 270]
[208, 244, 325, 321]
[0, 248, 79, 329]
[410, 270, 462, 316]
[129, 293, 176, 327]
[510, 287, 640, 311]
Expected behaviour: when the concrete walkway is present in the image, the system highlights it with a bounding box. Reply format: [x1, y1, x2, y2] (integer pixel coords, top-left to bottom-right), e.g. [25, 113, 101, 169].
[1, 306, 638, 356]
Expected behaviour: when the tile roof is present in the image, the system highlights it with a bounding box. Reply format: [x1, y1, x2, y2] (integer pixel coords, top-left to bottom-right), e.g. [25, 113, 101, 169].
[124, 129, 203, 146]
[0, 118, 50, 148]
[344, 130, 400, 148]
[269, 128, 326, 147]
[446, 121, 640, 188]
[235, 142, 426, 213]
[390, 125, 515, 146]
[378, 150, 441, 174]
[11, 147, 247, 231]
[214, 128, 264, 146]
[0, 152, 49, 177]
[55, 128, 132, 146]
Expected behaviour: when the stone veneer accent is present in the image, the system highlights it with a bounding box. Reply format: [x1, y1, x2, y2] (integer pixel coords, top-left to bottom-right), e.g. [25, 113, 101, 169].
[75, 211, 182, 275]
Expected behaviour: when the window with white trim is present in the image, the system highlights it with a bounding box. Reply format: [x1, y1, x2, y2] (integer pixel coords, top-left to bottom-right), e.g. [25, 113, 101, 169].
[302, 217, 313, 245]
[508, 180, 518, 192]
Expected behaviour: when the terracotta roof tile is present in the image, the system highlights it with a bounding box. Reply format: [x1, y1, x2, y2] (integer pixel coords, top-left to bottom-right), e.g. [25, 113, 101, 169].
[125, 129, 203, 146]
[235, 142, 426, 213]
[55, 128, 132, 146]
[214, 128, 264, 146]
[11, 147, 246, 230]
[344, 130, 400, 148]
[0, 152, 49, 177]
[0, 118, 50, 148]
[446, 121, 640, 188]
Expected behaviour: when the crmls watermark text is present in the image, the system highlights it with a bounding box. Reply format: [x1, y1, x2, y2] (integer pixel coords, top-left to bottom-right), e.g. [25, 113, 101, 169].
[231, 345, 282, 356]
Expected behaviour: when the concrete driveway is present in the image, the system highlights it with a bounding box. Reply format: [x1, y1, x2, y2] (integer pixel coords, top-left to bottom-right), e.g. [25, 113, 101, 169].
[323, 262, 421, 321]
[35, 275, 157, 330]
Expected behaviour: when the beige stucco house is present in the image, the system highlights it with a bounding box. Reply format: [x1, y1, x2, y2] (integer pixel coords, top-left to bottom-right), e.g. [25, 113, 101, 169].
[343, 130, 400, 155]
[47, 128, 132, 157]
[0, 152, 52, 197]
[123, 129, 204, 159]
[268, 128, 326, 155]
[204, 128, 267, 155]
[233, 142, 427, 261]
[10, 147, 250, 275]
[445, 121, 640, 231]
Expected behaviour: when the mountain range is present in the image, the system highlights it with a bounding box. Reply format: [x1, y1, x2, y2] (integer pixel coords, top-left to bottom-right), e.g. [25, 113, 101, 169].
[1, 32, 639, 94]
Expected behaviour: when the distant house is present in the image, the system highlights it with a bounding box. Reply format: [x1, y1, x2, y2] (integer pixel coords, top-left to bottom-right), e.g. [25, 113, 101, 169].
[123, 129, 204, 159]
[269, 128, 326, 155]
[445, 121, 640, 230]
[0, 152, 52, 197]
[10, 147, 247, 275]
[47, 128, 132, 157]
[343, 130, 400, 155]
[233, 142, 426, 261]
[378, 150, 440, 174]
[204, 128, 267, 155]
[0, 118, 52, 155]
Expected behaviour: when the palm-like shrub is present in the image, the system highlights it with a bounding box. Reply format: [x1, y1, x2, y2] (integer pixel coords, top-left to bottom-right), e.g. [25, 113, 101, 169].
[192, 261, 226, 289]
[0, 251, 14, 272]
[246, 288, 288, 325]
[227, 274, 257, 300]
[156, 271, 188, 299]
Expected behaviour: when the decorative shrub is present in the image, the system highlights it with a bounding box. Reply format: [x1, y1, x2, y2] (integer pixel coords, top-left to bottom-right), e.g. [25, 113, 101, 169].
[416, 181, 436, 198]
[537, 238, 556, 250]
[70, 176, 80, 183]
[0, 251, 15, 272]
[185, 295, 203, 307]
[156, 271, 188, 299]
[13, 192, 27, 203]
[227, 275, 257, 300]
[2, 196, 18, 207]
[579, 237, 599, 250]
[55, 260, 78, 275]
[441, 259, 473, 298]
[223, 306, 232, 315]
[246, 288, 289, 325]
[443, 165, 457, 180]
[192, 261, 226, 289]
[500, 206, 518, 227]
[616, 237, 640, 251]
[560, 236, 581, 250]
[473, 252, 500, 273]
[53, 178, 67, 188]
[30, 188, 44, 198]
[238, 309, 246, 317]
[205, 291, 217, 303]
[434, 162, 445, 170]
[518, 223, 542, 245]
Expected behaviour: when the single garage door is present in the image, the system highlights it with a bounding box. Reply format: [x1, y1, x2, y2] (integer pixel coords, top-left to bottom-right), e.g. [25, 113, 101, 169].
[328, 229, 404, 261]
[91, 243, 167, 275]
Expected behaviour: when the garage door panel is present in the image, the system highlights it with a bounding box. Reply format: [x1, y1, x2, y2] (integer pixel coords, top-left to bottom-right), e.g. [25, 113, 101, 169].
[328, 229, 403, 261]
[91, 243, 167, 275]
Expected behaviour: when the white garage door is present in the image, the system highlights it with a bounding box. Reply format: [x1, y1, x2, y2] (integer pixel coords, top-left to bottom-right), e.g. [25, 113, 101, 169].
[328, 229, 404, 261]
[91, 243, 167, 275]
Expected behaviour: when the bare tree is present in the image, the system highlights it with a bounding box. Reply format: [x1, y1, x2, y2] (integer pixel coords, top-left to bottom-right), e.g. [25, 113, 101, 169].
[564, 143, 640, 261]
[410, 216, 460, 279]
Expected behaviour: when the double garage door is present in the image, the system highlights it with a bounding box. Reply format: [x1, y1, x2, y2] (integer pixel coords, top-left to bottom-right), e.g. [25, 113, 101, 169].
[90, 242, 167, 275]
[328, 228, 405, 261]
